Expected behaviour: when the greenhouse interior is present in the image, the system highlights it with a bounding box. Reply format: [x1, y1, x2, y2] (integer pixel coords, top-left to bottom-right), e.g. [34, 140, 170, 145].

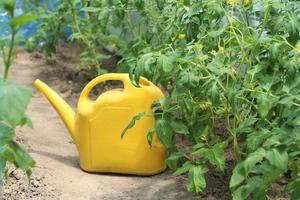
[0, 0, 299, 199]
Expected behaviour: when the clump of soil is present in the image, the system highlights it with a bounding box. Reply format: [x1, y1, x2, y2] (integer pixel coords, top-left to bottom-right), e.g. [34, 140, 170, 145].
[2, 129, 59, 200]
[3, 170, 58, 200]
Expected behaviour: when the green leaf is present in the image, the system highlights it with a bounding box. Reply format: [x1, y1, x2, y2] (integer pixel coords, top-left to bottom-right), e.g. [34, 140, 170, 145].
[235, 116, 258, 133]
[10, 14, 39, 29]
[192, 146, 207, 156]
[230, 164, 245, 189]
[0, 39, 5, 51]
[183, 0, 191, 6]
[278, 96, 294, 108]
[0, 121, 14, 144]
[286, 109, 300, 126]
[208, 82, 220, 104]
[166, 152, 185, 170]
[129, 68, 141, 87]
[0, 157, 7, 178]
[121, 112, 146, 139]
[187, 165, 208, 193]
[246, 129, 271, 152]
[159, 98, 171, 111]
[193, 142, 206, 150]
[285, 177, 300, 200]
[146, 129, 155, 146]
[178, 71, 199, 87]
[0, 81, 33, 126]
[155, 119, 173, 148]
[170, 120, 189, 134]
[192, 140, 227, 171]
[232, 177, 266, 200]
[199, 125, 210, 141]
[0, 141, 35, 177]
[157, 54, 173, 73]
[81, 7, 101, 12]
[173, 161, 193, 175]
[205, 141, 227, 171]
[256, 94, 278, 118]
[18, 116, 33, 128]
[230, 148, 266, 188]
[265, 148, 288, 171]
[208, 29, 225, 38]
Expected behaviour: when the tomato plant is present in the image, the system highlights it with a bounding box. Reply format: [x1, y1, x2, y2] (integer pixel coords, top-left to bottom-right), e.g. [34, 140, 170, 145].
[0, 0, 38, 195]
[121, 0, 300, 199]
[28, 0, 123, 74]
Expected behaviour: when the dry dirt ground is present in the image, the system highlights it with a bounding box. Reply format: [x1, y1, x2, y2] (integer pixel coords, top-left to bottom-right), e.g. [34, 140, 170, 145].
[1, 48, 211, 200]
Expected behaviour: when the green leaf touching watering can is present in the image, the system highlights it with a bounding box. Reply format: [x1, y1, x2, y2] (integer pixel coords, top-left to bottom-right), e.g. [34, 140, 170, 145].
[146, 129, 155, 146]
[155, 119, 173, 148]
[121, 112, 146, 139]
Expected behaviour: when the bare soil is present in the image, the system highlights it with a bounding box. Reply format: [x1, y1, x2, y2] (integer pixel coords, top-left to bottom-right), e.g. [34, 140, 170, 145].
[1, 46, 288, 200]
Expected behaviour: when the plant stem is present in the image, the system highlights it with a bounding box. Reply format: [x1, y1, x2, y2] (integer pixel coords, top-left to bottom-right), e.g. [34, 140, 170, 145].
[0, 176, 3, 200]
[3, 30, 16, 81]
[225, 105, 241, 161]
[259, 5, 271, 38]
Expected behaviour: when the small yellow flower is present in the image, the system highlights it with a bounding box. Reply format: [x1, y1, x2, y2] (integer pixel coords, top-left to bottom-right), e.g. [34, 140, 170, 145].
[199, 102, 210, 110]
[111, 43, 117, 50]
[196, 43, 204, 50]
[226, 0, 239, 6]
[231, 68, 237, 74]
[178, 33, 186, 40]
[244, 0, 251, 5]
[296, 44, 300, 53]
[219, 47, 225, 54]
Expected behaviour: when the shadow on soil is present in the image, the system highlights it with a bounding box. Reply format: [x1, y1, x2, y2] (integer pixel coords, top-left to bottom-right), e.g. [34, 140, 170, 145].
[90, 173, 197, 200]
[31, 149, 80, 169]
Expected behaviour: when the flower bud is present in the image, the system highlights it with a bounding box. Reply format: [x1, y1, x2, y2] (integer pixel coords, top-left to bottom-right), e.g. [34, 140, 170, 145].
[178, 34, 186, 40]
[3, 0, 16, 17]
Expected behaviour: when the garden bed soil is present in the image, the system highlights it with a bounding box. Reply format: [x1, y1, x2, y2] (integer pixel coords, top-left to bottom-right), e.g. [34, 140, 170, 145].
[1, 46, 288, 200]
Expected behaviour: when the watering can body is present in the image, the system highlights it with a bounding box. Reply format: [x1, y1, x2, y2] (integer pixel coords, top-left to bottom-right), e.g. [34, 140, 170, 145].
[34, 73, 167, 175]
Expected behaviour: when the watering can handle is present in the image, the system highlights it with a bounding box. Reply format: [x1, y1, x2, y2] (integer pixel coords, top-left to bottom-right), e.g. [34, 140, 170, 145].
[80, 73, 133, 101]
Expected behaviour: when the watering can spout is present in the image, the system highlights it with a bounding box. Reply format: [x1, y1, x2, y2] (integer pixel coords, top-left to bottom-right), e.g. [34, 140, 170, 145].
[33, 79, 77, 144]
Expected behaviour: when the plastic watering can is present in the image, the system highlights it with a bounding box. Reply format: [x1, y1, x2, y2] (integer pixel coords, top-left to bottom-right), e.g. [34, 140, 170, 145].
[34, 73, 167, 175]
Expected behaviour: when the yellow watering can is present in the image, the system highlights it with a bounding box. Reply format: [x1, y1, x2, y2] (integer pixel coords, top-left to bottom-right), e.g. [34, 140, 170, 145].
[34, 73, 167, 175]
